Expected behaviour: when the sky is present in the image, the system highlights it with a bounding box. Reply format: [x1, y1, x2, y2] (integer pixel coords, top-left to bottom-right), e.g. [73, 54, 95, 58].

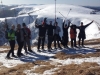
[0, 0, 100, 6]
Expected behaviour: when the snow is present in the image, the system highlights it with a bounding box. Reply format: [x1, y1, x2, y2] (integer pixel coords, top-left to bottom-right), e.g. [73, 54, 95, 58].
[50, 57, 100, 65]
[0, 4, 100, 45]
[0, 4, 100, 75]
[0, 48, 9, 51]
[0, 53, 25, 68]
[0, 46, 98, 67]
[0, 46, 99, 75]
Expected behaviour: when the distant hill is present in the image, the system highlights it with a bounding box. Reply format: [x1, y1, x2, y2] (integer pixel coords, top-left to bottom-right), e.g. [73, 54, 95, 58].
[83, 6, 100, 11]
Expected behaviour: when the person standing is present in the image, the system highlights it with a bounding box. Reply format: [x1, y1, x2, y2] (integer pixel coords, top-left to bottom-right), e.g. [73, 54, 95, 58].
[70, 25, 77, 48]
[16, 24, 25, 57]
[35, 19, 47, 52]
[53, 22, 62, 49]
[47, 21, 56, 51]
[22, 23, 33, 53]
[62, 20, 70, 48]
[6, 25, 16, 59]
[77, 21, 93, 47]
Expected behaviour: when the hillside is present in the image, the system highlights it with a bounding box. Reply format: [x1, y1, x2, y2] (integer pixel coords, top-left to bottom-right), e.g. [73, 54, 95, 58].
[0, 4, 100, 46]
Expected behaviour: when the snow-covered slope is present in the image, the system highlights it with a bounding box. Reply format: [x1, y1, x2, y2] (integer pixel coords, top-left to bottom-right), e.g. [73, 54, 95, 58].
[0, 4, 100, 45]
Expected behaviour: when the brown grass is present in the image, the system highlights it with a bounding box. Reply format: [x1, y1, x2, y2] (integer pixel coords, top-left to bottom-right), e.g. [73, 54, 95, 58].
[0, 44, 18, 53]
[0, 38, 100, 75]
[0, 52, 100, 75]
[53, 62, 100, 75]
[54, 52, 100, 60]
[34, 60, 51, 65]
[31, 65, 55, 74]
[0, 62, 35, 75]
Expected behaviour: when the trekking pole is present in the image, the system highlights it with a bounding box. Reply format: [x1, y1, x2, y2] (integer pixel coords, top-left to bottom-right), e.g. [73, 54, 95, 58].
[59, 8, 72, 20]
[55, 0, 57, 23]
[59, 11, 73, 25]
[59, 12, 66, 20]
[66, 8, 72, 19]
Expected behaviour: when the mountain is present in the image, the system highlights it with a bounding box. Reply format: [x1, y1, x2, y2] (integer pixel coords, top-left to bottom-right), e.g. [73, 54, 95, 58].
[0, 4, 100, 45]
[0, 4, 100, 75]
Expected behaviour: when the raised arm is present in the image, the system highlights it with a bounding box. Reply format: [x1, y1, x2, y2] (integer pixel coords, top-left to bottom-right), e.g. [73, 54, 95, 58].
[75, 25, 80, 29]
[67, 20, 71, 29]
[35, 19, 40, 28]
[62, 20, 65, 30]
[85, 20, 94, 28]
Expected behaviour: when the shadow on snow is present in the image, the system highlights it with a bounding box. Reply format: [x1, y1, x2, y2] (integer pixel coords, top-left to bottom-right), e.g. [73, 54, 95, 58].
[17, 47, 96, 63]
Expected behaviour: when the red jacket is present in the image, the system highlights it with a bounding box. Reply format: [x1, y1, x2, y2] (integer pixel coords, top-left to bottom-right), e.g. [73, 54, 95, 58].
[70, 28, 77, 39]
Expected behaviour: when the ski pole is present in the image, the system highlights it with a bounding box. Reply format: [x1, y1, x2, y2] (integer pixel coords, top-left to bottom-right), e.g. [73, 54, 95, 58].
[59, 12, 66, 20]
[66, 8, 72, 20]
[59, 11, 73, 25]
[59, 8, 72, 20]
[55, 0, 57, 23]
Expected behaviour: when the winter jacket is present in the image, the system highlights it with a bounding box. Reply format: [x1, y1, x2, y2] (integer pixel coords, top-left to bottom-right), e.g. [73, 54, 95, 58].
[62, 21, 70, 37]
[16, 28, 25, 42]
[35, 24, 47, 37]
[54, 26, 61, 34]
[47, 24, 56, 36]
[70, 25, 77, 39]
[22, 28, 31, 39]
[77, 21, 93, 39]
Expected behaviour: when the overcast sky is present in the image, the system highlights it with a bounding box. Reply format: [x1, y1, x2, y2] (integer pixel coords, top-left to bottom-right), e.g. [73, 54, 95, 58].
[1, 0, 100, 6]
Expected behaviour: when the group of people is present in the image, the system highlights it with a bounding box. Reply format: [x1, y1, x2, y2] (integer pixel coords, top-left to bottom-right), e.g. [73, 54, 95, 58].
[5, 23, 32, 59]
[35, 19, 62, 52]
[70, 21, 93, 48]
[5, 18, 94, 59]
[35, 18, 94, 52]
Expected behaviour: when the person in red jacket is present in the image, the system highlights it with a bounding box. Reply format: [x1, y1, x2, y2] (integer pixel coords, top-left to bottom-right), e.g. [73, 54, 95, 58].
[70, 25, 77, 48]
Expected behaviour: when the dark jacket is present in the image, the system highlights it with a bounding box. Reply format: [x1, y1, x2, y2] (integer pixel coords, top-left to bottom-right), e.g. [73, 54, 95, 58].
[62, 21, 70, 37]
[16, 28, 25, 42]
[35, 23, 47, 37]
[22, 28, 31, 39]
[77, 21, 93, 39]
[47, 24, 56, 36]
[54, 26, 61, 34]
